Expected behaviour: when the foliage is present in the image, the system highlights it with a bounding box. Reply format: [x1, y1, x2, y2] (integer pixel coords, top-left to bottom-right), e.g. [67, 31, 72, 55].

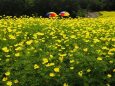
[0, 0, 115, 17]
[0, 16, 115, 86]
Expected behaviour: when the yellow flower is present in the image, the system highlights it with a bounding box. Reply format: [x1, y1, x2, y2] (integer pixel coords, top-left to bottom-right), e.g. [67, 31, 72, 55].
[70, 35, 76, 38]
[59, 56, 64, 62]
[97, 57, 102, 61]
[87, 69, 91, 72]
[63, 83, 68, 86]
[34, 64, 40, 69]
[6, 55, 10, 57]
[106, 83, 110, 86]
[113, 69, 115, 72]
[37, 32, 44, 36]
[49, 73, 55, 77]
[108, 52, 114, 56]
[111, 38, 115, 41]
[102, 46, 108, 50]
[26, 40, 33, 45]
[107, 74, 112, 78]
[2, 77, 8, 81]
[74, 45, 79, 49]
[2, 47, 9, 53]
[5, 71, 10, 76]
[78, 71, 83, 77]
[70, 67, 74, 70]
[15, 53, 20, 57]
[14, 79, 19, 83]
[6, 81, 12, 86]
[54, 67, 60, 72]
[8, 34, 16, 39]
[42, 58, 48, 64]
[59, 54, 67, 57]
[70, 60, 75, 63]
[46, 63, 55, 67]
[83, 48, 88, 52]
[15, 47, 22, 51]
[6, 59, 10, 62]
[109, 60, 113, 64]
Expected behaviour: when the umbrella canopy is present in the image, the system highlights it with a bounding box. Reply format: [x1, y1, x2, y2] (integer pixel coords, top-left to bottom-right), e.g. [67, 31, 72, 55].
[46, 12, 57, 17]
[59, 11, 70, 17]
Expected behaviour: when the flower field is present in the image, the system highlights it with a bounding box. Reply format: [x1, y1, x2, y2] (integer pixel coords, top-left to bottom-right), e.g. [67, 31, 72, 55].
[0, 16, 115, 86]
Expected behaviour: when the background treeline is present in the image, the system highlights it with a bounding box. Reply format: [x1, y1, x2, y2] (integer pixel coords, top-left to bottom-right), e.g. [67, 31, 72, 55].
[0, 0, 115, 17]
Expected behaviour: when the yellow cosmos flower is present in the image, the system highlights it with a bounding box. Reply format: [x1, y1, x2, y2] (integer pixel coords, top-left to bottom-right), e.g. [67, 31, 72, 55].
[14, 79, 19, 83]
[49, 73, 55, 77]
[6, 81, 12, 86]
[87, 69, 91, 72]
[6, 55, 10, 57]
[59, 56, 64, 62]
[107, 74, 112, 78]
[70, 35, 76, 38]
[54, 67, 60, 72]
[5, 71, 10, 76]
[111, 38, 115, 41]
[70, 67, 74, 70]
[8, 34, 16, 39]
[15, 47, 22, 51]
[106, 83, 110, 86]
[102, 46, 109, 50]
[46, 63, 55, 67]
[83, 48, 88, 52]
[15, 53, 20, 57]
[26, 40, 33, 45]
[78, 71, 83, 77]
[97, 57, 102, 61]
[63, 83, 68, 86]
[109, 60, 113, 64]
[108, 52, 114, 56]
[2, 77, 8, 81]
[74, 45, 79, 49]
[36, 32, 44, 35]
[70, 60, 75, 63]
[59, 54, 67, 57]
[34, 64, 40, 69]
[7, 28, 12, 32]
[6, 59, 10, 62]
[2, 47, 9, 53]
[113, 69, 115, 72]
[42, 58, 48, 64]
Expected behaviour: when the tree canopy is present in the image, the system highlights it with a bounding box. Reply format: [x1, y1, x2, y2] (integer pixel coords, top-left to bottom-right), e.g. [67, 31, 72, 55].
[0, 0, 115, 17]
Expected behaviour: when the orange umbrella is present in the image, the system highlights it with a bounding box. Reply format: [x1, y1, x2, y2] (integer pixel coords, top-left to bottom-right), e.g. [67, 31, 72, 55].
[59, 11, 70, 17]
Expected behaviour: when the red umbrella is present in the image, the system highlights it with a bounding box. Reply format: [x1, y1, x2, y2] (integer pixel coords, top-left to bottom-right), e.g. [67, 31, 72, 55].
[46, 12, 57, 17]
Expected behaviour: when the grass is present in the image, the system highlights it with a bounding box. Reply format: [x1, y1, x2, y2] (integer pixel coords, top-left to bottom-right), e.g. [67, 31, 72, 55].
[99, 11, 115, 17]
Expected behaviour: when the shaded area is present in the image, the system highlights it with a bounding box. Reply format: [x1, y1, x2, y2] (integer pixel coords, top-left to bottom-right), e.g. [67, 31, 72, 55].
[0, 0, 115, 17]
